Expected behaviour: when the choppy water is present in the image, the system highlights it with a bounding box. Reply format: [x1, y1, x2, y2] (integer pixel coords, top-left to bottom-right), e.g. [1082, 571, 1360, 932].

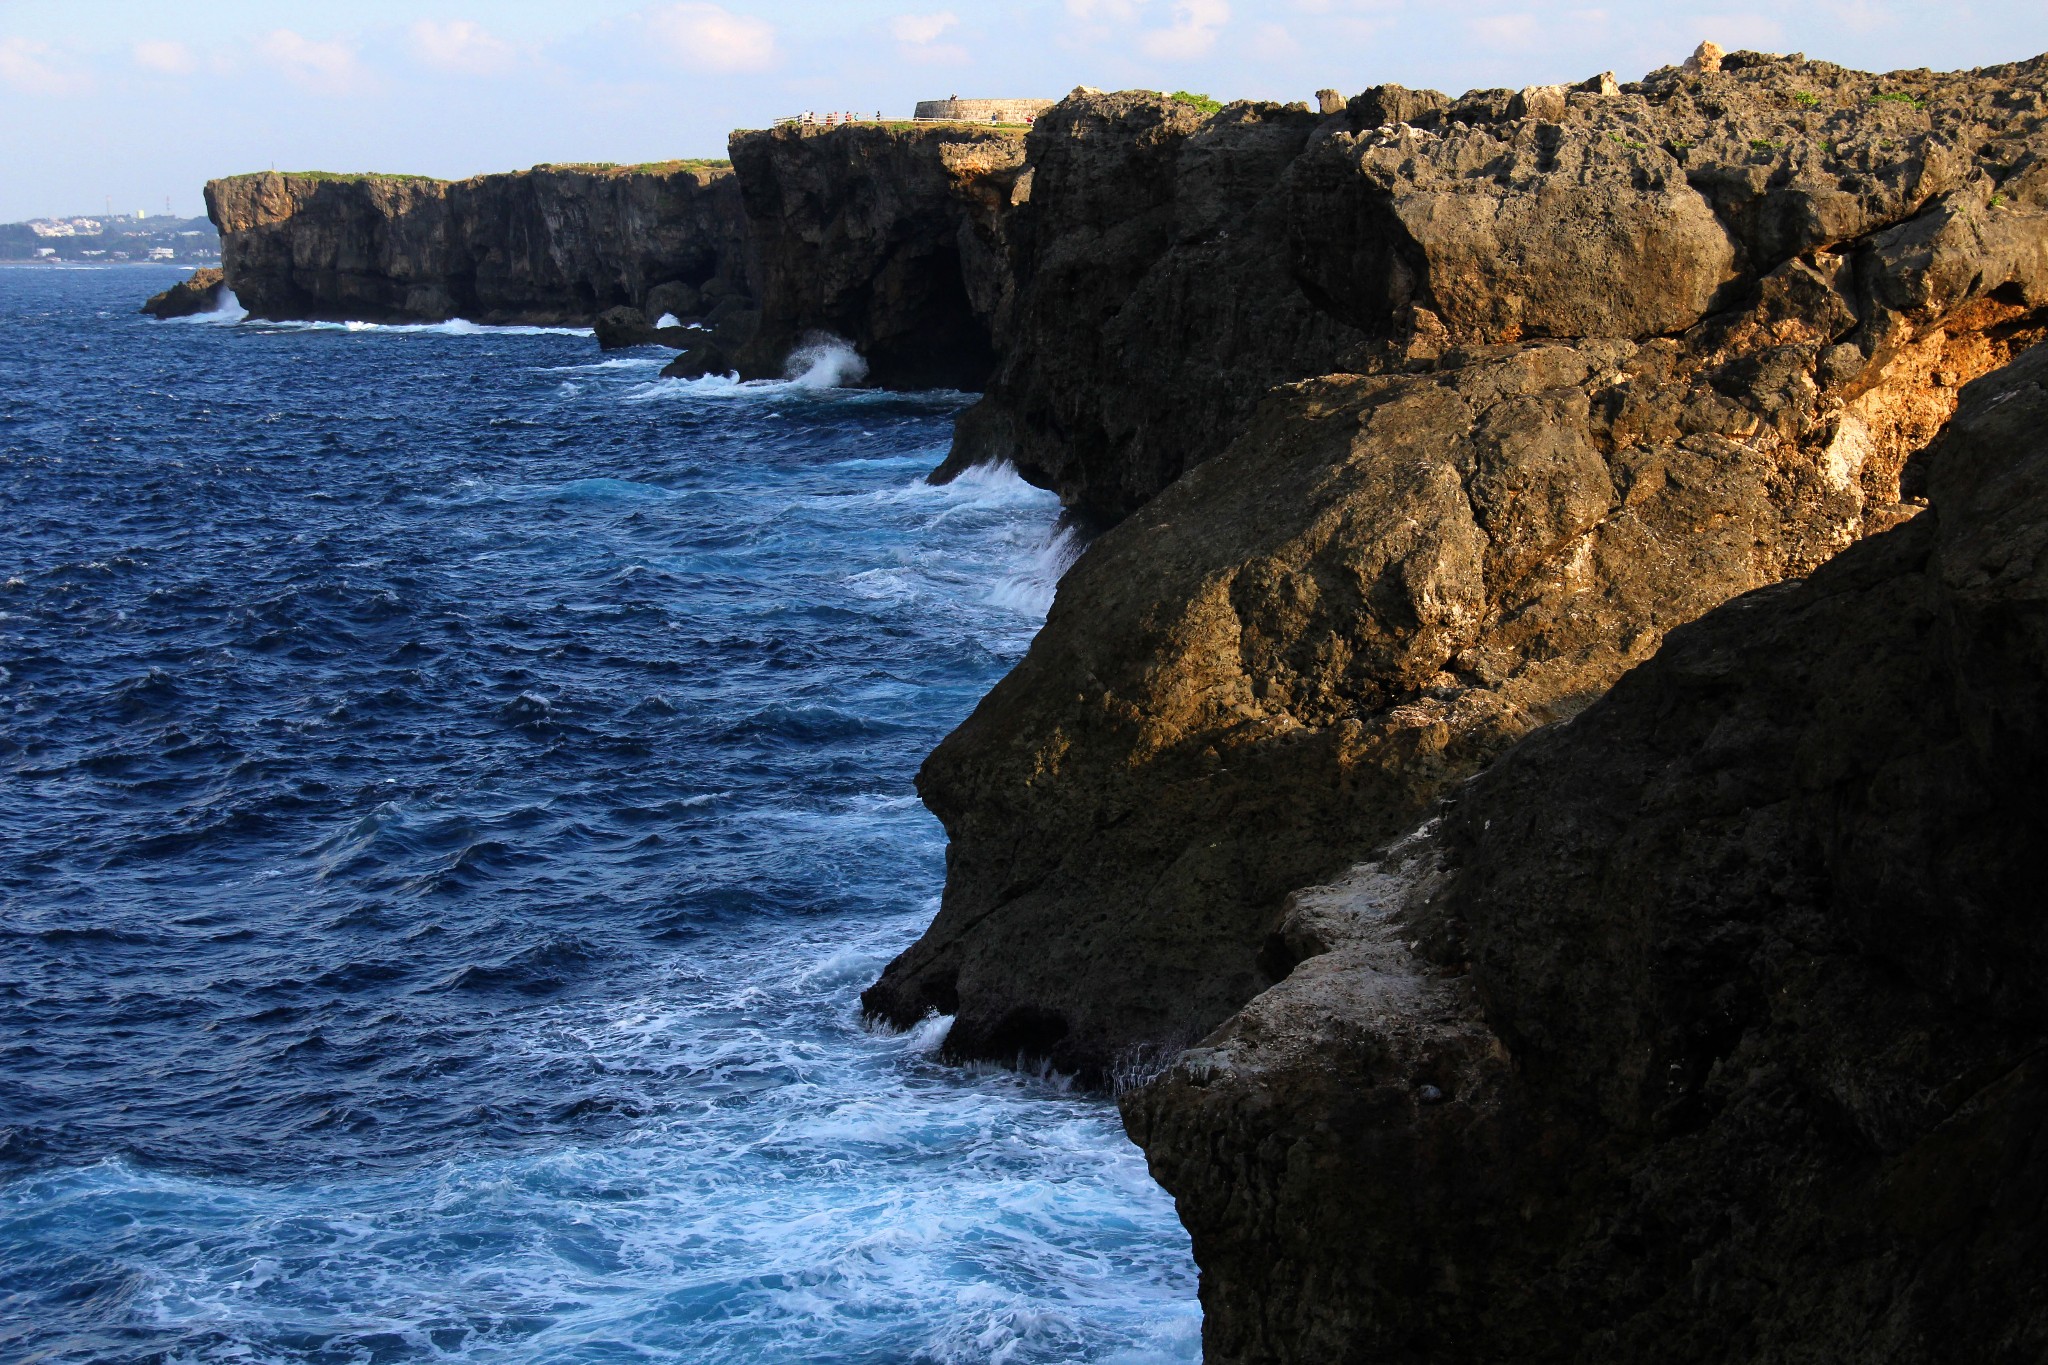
[0, 267, 1198, 1364]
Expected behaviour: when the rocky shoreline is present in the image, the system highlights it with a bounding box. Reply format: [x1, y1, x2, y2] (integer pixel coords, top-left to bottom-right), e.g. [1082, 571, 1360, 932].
[204, 162, 749, 328]
[192, 46, 2048, 1362]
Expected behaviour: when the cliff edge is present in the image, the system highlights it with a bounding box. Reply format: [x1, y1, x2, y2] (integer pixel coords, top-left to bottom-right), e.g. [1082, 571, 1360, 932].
[868, 51, 2048, 1082]
[721, 122, 1029, 389]
[935, 55, 2048, 526]
[1127, 340, 2048, 1363]
[206, 162, 749, 326]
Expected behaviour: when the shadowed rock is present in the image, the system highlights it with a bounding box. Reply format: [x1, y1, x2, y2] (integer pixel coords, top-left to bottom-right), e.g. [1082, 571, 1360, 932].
[140, 268, 226, 318]
[723, 122, 1029, 389]
[1127, 340, 2048, 1364]
[867, 50, 2048, 1082]
[205, 163, 749, 326]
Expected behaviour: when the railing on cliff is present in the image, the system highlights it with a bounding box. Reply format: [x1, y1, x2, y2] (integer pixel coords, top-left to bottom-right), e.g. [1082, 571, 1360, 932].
[770, 113, 1036, 128]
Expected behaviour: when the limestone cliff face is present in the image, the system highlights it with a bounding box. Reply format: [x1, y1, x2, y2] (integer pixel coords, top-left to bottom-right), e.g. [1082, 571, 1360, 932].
[205, 163, 748, 325]
[934, 91, 1369, 523]
[864, 51, 2048, 1081]
[722, 123, 1028, 389]
[1126, 342, 2048, 1363]
[938, 54, 2048, 525]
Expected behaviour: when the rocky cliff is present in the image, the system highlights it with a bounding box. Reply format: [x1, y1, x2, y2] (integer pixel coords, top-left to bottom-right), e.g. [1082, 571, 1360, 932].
[205, 162, 749, 326]
[864, 50, 2048, 1084]
[718, 122, 1029, 389]
[935, 54, 2048, 525]
[1126, 339, 2048, 1363]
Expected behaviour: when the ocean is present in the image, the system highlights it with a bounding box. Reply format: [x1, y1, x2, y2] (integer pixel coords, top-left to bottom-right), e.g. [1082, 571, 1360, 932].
[0, 266, 1198, 1364]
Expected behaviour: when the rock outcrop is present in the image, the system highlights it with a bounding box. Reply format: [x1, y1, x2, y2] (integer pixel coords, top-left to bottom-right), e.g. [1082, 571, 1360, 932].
[936, 54, 2048, 525]
[718, 123, 1029, 388]
[205, 162, 749, 326]
[933, 90, 1364, 523]
[865, 51, 2048, 1081]
[140, 267, 226, 318]
[1126, 340, 2048, 1364]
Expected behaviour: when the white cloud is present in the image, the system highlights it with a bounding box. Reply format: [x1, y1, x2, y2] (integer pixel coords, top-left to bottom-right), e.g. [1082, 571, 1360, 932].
[1689, 11, 1787, 49]
[1465, 13, 1539, 48]
[891, 12, 959, 45]
[0, 37, 90, 95]
[253, 29, 368, 95]
[642, 3, 778, 72]
[409, 20, 518, 76]
[1139, 0, 1231, 60]
[132, 40, 197, 76]
[1066, 0, 1145, 19]
[891, 10, 969, 64]
[1820, 0, 1895, 33]
[1250, 21, 1302, 60]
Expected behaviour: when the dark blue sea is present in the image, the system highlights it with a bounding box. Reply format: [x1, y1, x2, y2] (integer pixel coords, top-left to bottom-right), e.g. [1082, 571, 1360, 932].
[0, 266, 1198, 1364]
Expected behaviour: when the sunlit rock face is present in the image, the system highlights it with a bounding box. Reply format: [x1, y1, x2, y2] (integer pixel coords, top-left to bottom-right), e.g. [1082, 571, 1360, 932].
[867, 50, 2048, 1088]
[1129, 340, 2048, 1365]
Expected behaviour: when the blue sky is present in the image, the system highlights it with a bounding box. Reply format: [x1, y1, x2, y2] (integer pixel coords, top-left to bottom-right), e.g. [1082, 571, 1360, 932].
[1, 1, 2043, 222]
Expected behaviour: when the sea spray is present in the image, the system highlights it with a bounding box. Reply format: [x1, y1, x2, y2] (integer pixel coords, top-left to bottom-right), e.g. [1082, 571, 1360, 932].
[785, 331, 872, 389]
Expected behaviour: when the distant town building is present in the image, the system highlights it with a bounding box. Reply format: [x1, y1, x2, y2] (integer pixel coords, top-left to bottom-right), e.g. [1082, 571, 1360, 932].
[913, 97, 1053, 123]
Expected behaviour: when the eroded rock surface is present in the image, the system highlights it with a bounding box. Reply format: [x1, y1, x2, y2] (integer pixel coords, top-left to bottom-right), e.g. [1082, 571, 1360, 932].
[206, 163, 749, 326]
[140, 267, 226, 318]
[866, 50, 2048, 1081]
[940, 53, 2048, 524]
[1127, 342, 2048, 1364]
[720, 123, 1029, 388]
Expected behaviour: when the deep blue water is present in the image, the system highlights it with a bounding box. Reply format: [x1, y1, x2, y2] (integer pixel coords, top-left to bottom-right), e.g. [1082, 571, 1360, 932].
[0, 267, 1197, 1364]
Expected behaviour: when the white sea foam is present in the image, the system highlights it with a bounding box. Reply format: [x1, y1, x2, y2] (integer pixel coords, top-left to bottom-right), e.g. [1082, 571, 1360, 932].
[237, 316, 595, 337]
[165, 287, 248, 325]
[10, 907, 1201, 1362]
[655, 311, 683, 329]
[784, 332, 871, 389]
[987, 525, 1084, 617]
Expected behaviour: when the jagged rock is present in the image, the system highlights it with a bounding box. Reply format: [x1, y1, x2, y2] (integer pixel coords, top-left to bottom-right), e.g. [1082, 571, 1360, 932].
[867, 52, 2048, 1079]
[871, 52, 2048, 1074]
[934, 52, 2048, 525]
[643, 279, 702, 322]
[593, 305, 700, 351]
[594, 305, 656, 348]
[724, 123, 1028, 388]
[204, 163, 748, 325]
[1686, 39, 1726, 74]
[931, 91, 1366, 521]
[139, 267, 225, 318]
[1126, 340, 2048, 1364]
[866, 272, 2045, 1076]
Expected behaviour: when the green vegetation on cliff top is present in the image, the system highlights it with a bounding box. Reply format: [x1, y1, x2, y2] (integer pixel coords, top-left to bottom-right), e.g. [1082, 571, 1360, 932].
[216, 158, 730, 185]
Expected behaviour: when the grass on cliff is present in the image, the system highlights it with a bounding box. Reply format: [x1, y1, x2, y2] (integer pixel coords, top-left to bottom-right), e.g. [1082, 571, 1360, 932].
[217, 160, 731, 184]
[537, 158, 732, 174]
[218, 170, 446, 183]
[1169, 90, 1224, 114]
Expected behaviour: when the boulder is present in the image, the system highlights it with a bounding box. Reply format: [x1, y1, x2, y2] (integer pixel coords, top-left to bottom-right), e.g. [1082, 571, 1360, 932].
[139, 267, 225, 318]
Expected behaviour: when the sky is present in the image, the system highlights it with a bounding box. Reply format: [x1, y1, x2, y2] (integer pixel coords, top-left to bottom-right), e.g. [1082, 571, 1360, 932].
[2, 0, 2044, 223]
